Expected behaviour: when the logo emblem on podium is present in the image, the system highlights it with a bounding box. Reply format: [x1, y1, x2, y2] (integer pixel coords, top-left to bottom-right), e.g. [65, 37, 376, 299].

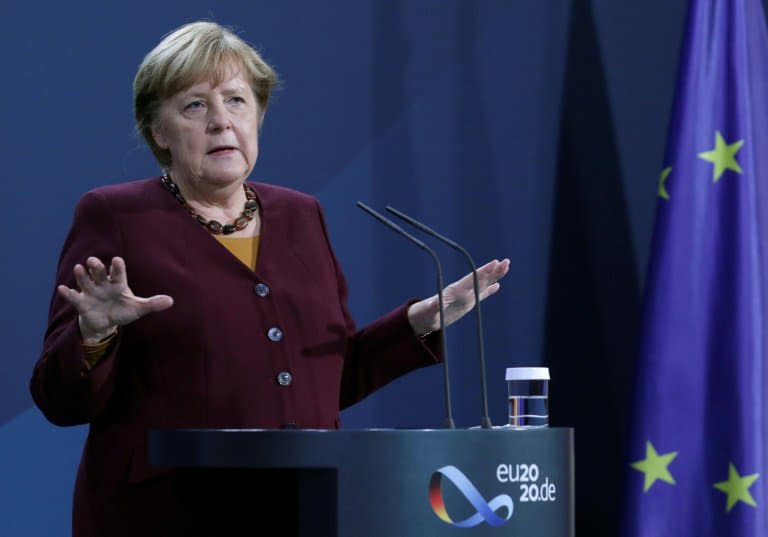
[428, 465, 514, 528]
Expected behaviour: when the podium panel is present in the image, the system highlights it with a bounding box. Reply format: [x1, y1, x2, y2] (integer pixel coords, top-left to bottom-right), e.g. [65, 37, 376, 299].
[150, 428, 574, 536]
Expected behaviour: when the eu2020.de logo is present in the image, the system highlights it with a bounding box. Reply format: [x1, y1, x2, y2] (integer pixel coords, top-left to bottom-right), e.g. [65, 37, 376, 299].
[428, 465, 514, 528]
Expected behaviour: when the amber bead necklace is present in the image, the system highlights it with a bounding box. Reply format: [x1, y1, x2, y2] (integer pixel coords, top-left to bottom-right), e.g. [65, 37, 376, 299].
[161, 172, 258, 235]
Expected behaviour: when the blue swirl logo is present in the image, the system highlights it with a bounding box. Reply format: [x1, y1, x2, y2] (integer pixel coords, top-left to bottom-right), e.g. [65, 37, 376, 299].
[428, 465, 514, 528]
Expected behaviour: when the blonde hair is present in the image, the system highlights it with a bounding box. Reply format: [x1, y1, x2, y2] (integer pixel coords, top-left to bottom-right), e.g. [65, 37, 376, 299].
[133, 21, 278, 167]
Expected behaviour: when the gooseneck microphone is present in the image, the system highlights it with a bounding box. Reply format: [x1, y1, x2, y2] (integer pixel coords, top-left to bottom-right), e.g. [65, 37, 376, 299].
[385, 206, 493, 430]
[356, 202, 455, 430]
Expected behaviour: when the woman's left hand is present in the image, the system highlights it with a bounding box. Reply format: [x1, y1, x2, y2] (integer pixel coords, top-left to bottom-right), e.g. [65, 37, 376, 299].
[407, 258, 510, 336]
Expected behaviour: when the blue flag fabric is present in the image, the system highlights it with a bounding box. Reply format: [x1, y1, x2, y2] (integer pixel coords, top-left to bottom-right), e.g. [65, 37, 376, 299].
[625, 0, 768, 535]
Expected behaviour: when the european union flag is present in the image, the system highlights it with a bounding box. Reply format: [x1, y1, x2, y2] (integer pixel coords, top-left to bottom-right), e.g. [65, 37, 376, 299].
[624, 0, 768, 535]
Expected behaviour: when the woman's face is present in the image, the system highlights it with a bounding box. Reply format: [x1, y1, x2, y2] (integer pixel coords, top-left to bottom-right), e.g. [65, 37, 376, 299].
[152, 66, 260, 189]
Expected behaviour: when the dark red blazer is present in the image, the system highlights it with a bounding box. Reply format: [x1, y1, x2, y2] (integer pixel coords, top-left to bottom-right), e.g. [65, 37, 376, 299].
[30, 177, 440, 536]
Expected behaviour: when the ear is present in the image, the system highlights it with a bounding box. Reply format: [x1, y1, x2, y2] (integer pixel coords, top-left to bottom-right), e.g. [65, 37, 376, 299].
[151, 121, 168, 150]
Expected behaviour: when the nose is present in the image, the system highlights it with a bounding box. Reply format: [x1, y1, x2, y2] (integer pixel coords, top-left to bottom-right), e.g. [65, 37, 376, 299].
[206, 100, 231, 133]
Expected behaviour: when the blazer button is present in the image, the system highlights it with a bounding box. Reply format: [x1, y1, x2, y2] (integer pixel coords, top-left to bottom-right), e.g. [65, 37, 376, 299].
[277, 371, 293, 386]
[254, 283, 270, 297]
[267, 327, 284, 342]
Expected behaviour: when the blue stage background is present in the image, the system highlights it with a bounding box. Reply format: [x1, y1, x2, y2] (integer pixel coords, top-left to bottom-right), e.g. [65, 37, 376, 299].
[1, 1, 689, 535]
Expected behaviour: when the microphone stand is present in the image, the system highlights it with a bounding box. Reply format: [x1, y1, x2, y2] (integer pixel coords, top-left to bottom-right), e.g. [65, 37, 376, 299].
[385, 206, 493, 429]
[357, 202, 455, 429]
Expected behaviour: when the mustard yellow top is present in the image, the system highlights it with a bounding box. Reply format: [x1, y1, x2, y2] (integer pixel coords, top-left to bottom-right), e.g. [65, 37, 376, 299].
[81, 236, 261, 369]
[214, 235, 261, 271]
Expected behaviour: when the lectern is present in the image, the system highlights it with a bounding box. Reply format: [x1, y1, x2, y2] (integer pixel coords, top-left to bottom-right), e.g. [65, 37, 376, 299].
[150, 428, 574, 536]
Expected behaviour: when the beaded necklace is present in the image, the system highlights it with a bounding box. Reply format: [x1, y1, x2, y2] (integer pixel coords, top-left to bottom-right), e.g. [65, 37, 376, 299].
[161, 172, 258, 235]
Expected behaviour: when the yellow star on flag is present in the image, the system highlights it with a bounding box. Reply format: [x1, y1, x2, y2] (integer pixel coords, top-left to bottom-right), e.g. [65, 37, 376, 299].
[631, 441, 678, 492]
[697, 131, 744, 182]
[658, 166, 672, 200]
[713, 463, 760, 512]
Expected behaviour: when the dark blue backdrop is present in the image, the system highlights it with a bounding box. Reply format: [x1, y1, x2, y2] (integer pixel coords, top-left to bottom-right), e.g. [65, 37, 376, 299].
[0, 1, 688, 535]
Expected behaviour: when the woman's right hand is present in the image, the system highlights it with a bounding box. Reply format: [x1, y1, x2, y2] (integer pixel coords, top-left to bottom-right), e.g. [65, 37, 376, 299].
[57, 256, 174, 344]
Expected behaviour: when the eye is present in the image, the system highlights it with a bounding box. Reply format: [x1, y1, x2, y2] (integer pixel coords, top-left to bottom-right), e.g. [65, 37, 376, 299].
[184, 100, 205, 111]
[228, 95, 247, 105]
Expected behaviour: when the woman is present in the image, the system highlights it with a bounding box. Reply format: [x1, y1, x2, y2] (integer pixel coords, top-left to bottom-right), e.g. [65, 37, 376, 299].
[30, 21, 509, 536]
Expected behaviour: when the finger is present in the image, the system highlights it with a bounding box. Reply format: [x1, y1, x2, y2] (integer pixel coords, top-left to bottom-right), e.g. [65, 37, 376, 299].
[487, 259, 510, 283]
[451, 267, 484, 292]
[472, 261, 499, 287]
[86, 257, 109, 285]
[478, 282, 501, 301]
[136, 295, 174, 315]
[495, 258, 511, 277]
[477, 259, 500, 272]
[57, 285, 82, 307]
[478, 258, 510, 287]
[476, 259, 501, 278]
[73, 264, 95, 293]
[446, 258, 507, 296]
[108, 257, 127, 285]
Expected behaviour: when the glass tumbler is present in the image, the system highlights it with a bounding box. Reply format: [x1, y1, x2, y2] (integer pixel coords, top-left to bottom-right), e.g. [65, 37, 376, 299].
[506, 367, 550, 429]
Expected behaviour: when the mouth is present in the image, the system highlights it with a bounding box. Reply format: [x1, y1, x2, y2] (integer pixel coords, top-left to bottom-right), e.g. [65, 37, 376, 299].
[207, 145, 238, 155]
